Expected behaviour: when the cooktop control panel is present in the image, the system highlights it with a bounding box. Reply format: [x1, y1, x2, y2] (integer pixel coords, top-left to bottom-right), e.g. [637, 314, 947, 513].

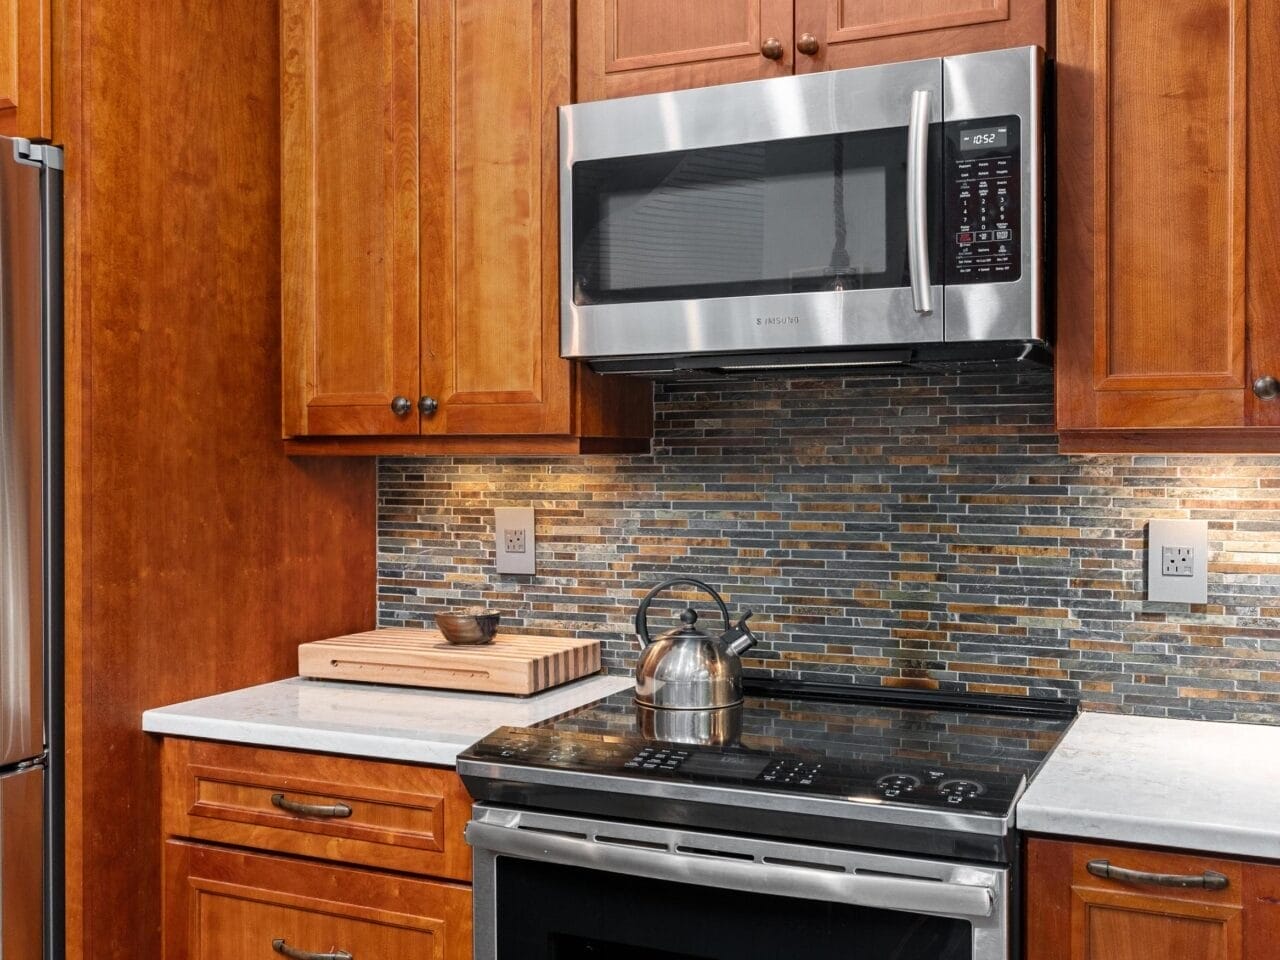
[468, 726, 1014, 817]
[944, 115, 1022, 286]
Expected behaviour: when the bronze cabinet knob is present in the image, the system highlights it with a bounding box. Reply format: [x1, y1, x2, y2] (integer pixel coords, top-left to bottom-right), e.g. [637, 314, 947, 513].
[761, 37, 784, 60]
[418, 395, 439, 415]
[1254, 376, 1280, 400]
[797, 33, 820, 56]
[390, 395, 412, 415]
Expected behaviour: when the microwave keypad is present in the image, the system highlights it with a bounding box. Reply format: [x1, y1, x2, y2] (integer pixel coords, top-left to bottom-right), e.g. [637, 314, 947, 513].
[945, 117, 1021, 285]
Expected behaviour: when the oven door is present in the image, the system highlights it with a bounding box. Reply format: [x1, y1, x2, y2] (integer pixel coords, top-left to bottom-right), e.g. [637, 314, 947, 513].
[468, 806, 1009, 960]
[560, 59, 944, 362]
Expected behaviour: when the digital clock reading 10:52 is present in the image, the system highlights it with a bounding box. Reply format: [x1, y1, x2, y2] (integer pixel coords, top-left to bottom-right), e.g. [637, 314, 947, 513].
[960, 126, 1009, 151]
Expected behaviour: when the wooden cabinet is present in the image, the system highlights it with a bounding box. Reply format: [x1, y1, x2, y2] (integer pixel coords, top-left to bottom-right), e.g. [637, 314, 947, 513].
[793, 0, 1047, 73]
[282, 0, 651, 453]
[576, 0, 1046, 100]
[0, 0, 51, 138]
[1055, 0, 1280, 451]
[1027, 838, 1280, 960]
[161, 739, 474, 960]
[164, 842, 471, 960]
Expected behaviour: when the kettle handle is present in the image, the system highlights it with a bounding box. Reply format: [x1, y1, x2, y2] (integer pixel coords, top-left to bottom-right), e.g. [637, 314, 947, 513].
[635, 577, 732, 647]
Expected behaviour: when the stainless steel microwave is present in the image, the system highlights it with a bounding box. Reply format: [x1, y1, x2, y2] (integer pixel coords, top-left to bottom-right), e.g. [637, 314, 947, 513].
[559, 46, 1045, 376]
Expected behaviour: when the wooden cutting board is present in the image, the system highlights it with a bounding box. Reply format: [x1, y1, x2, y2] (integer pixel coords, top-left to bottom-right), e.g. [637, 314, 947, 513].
[297, 627, 602, 696]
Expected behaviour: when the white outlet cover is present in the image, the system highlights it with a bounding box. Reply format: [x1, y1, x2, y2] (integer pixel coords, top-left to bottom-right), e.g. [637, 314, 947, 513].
[495, 507, 536, 575]
[1147, 519, 1208, 604]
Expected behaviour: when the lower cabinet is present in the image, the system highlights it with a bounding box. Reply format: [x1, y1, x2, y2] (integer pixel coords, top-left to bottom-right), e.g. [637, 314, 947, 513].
[1027, 838, 1280, 960]
[160, 738, 474, 960]
[164, 842, 472, 960]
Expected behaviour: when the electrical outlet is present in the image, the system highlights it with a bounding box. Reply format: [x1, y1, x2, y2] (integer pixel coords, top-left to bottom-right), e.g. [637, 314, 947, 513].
[1161, 545, 1194, 578]
[1147, 519, 1208, 604]
[495, 507, 535, 575]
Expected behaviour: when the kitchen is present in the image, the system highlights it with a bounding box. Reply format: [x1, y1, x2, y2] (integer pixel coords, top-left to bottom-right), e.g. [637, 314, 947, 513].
[1, 0, 1277, 958]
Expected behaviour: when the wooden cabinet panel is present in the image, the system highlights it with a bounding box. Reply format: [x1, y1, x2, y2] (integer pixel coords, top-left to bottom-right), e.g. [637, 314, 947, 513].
[421, 0, 571, 436]
[163, 841, 471, 960]
[576, 0, 793, 101]
[161, 739, 473, 883]
[1027, 839, 1252, 960]
[282, 0, 422, 437]
[0, 0, 50, 138]
[793, 0, 1046, 72]
[1055, 0, 1280, 450]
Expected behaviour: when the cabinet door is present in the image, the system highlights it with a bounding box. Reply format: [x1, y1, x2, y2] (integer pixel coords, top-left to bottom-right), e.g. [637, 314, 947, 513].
[1054, 0, 1280, 448]
[163, 841, 471, 960]
[281, 0, 421, 437]
[0, 0, 50, 138]
[576, 0, 793, 101]
[420, 0, 574, 436]
[1028, 840, 1243, 960]
[793, 0, 1046, 73]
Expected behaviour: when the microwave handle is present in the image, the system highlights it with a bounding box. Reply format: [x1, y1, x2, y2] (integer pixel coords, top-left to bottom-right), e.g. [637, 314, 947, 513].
[906, 89, 932, 315]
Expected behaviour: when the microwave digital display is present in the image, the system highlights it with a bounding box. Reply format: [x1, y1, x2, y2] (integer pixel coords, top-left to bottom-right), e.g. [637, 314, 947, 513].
[960, 127, 1008, 151]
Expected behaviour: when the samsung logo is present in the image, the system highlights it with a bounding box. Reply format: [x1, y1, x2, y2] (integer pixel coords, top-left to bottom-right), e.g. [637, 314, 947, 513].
[755, 316, 802, 327]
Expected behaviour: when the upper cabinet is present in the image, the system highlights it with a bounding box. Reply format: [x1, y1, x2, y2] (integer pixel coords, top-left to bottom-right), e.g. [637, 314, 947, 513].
[0, 0, 51, 138]
[282, 0, 651, 453]
[1055, 0, 1280, 451]
[576, 0, 1046, 100]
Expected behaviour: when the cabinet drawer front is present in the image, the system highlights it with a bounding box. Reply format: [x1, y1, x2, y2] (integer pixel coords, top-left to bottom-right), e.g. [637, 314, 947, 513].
[164, 841, 471, 960]
[1071, 843, 1244, 907]
[162, 739, 472, 882]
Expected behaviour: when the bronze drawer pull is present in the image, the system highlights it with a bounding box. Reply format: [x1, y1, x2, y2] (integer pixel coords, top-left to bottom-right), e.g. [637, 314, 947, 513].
[272, 938, 353, 960]
[1086, 859, 1229, 890]
[270, 793, 353, 819]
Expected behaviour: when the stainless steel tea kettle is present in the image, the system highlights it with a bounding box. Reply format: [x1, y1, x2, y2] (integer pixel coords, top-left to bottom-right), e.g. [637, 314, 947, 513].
[633, 577, 758, 709]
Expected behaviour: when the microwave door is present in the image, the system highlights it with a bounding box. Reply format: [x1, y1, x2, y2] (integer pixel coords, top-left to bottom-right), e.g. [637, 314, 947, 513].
[561, 59, 944, 362]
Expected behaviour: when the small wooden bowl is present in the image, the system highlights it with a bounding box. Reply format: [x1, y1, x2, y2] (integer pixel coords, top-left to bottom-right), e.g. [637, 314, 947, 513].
[435, 609, 503, 645]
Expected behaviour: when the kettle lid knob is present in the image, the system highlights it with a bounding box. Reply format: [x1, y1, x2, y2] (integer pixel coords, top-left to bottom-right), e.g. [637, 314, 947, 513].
[679, 608, 699, 630]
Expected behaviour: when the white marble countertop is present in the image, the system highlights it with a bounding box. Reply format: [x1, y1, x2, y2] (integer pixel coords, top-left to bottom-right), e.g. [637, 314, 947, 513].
[1018, 711, 1280, 859]
[142, 674, 633, 766]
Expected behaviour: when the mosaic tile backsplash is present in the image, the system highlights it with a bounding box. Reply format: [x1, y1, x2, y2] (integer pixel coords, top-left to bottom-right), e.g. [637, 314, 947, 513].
[377, 370, 1280, 723]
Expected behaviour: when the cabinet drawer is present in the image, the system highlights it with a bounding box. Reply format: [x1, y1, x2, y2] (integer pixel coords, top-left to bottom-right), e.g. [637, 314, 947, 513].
[1069, 842, 1244, 908]
[161, 739, 472, 882]
[163, 840, 471, 960]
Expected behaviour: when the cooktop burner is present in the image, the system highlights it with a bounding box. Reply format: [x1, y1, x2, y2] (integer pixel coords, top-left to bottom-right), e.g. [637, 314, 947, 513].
[458, 678, 1077, 863]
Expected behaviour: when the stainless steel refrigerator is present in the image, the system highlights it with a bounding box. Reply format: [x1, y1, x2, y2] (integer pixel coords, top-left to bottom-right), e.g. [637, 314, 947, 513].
[0, 135, 62, 960]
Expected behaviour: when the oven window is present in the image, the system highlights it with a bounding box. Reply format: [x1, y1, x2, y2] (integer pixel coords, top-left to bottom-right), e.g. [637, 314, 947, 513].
[570, 127, 942, 306]
[495, 857, 972, 959]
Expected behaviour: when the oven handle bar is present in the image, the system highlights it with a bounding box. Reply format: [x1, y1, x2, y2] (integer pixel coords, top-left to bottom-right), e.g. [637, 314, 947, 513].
[466, 820, 994, 920]
[906, 88, 933, 315]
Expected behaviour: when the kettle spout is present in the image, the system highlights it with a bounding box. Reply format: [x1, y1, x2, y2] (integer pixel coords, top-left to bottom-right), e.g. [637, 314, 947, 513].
[723, 611, 758, 656]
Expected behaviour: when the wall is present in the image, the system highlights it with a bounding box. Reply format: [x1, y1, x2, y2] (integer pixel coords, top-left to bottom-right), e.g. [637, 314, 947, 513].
[378, 370, 1280, 723]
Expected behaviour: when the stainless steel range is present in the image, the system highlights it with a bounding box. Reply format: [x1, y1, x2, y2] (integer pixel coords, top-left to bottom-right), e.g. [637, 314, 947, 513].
[458, 678, 1076, 960]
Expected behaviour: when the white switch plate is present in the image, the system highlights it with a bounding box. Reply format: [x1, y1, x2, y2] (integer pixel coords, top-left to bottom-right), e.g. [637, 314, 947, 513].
[495, 507, 535, 575]
[1147, 519, 1208, 604]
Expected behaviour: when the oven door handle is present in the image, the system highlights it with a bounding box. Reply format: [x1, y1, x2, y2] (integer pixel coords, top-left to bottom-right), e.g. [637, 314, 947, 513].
[906, 88, 933, 315]
[466, 820, 994, 920]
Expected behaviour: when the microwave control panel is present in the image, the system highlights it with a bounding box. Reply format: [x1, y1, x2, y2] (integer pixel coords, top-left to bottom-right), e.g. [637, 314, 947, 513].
[944, 116, 1022, 285]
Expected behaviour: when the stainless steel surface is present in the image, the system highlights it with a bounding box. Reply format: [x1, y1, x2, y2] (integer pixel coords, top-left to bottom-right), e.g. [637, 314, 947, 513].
[0, 141, 45, 771]
[469, 805, 1012, 960]
[269, 793, 353, 819]
[560, 57, 946, 362]
[0, 765, 44, 959]
[906, 88, 933, 315]
[417, 395, 439, 415]
[1253, 375, 1279, 400]
[456, 755, 1013, 837]
[389, 395, 412, 416]
[1086, 860, 1230, 891]
[435, 608, 502, 645]
[761, 37, 784, 60]
[272, 939, 352, 960]
[635, 701, 743, 746]
[633, 577, 758, 709]
[943, 46, 1043, 344]
[796, 33, 820, 56]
